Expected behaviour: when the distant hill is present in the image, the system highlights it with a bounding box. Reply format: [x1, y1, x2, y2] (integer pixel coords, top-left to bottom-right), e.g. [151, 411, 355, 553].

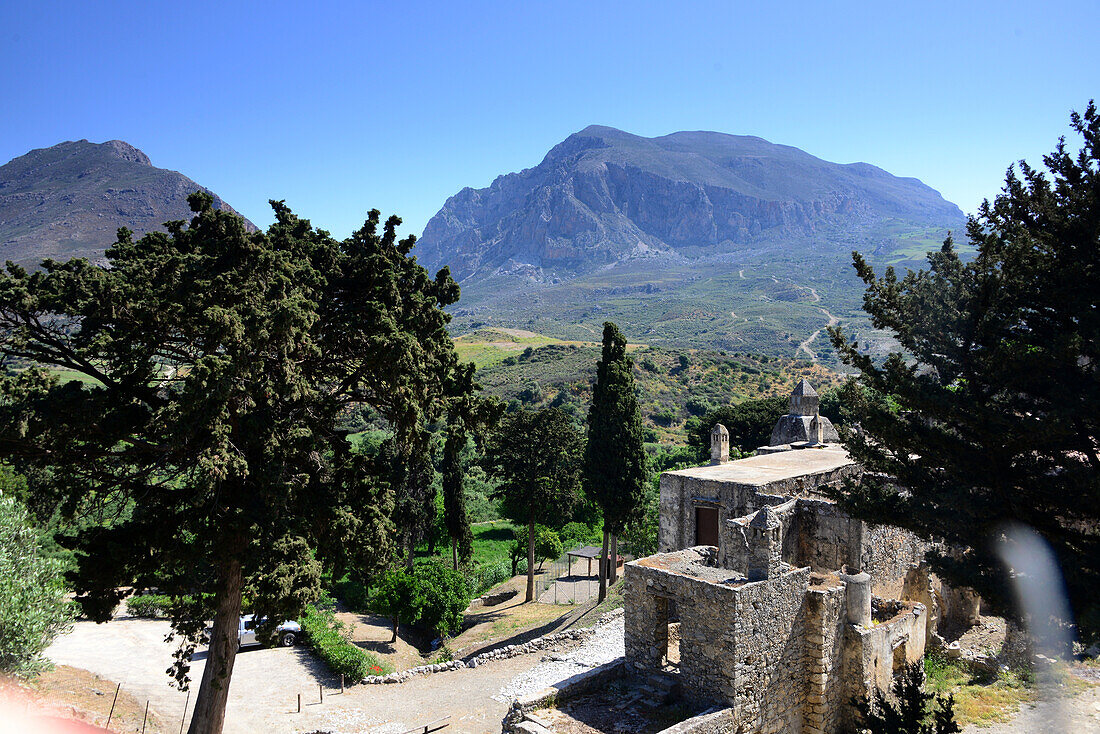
[0, 140, 254, 266]
[416, 125, 965, 280]
[416, 126, 967, 363]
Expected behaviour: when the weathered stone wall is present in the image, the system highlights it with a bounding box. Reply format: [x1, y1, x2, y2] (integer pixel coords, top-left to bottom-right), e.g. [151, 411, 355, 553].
[721, 499, 798, 574]
[660, 462, 861, 556]
[653, 707, 738, 734]
[802, 581, 847, 734]
[659, 473, 759, 552]
[841, 600, 928, 723]
[624, 556, 814, 733]
[732, 569, 812, 734]
[861, 523, 929, 598]
[789, 498, 862, 573]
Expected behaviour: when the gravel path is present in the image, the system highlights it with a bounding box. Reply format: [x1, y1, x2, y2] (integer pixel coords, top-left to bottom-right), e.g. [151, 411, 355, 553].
[495, 617, 624, 701]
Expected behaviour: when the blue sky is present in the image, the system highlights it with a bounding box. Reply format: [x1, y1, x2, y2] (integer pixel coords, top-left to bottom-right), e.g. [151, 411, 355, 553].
[2, 1, 1097, 240]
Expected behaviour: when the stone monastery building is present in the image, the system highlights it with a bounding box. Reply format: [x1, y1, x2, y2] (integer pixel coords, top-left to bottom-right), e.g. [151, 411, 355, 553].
[621, 380, 972, 734]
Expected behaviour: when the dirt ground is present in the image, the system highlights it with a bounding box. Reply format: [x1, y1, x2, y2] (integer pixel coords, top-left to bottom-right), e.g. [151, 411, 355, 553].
[961, 680, 1100, 732]
[46, 618, 337, 734]
[2, 665, 168, 734]
[332, 574, 585, 672]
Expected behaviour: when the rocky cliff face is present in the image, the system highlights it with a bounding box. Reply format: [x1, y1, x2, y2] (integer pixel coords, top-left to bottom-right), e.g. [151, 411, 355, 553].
[416, 126, 965, 280]
[0, 140, 255, 266]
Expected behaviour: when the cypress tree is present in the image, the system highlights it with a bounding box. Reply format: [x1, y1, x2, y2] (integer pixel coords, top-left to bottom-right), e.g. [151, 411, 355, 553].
[442, 421, 473, 570]
[585, 322, 647, 602]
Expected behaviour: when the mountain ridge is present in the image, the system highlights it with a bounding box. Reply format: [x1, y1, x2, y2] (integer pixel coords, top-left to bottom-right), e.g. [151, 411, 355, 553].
[415, 125, 964, 282]
[0, 139, 254, 266]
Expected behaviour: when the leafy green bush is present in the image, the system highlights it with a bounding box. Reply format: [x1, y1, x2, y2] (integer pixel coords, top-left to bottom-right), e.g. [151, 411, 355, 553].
[512, 525, 563, 571]
[301, 596, 390, 679]
[126, 594, 173, 618]
[559, 521, 601, 549]
[0, 495, 76, 678]
[415, 561, 471, 637]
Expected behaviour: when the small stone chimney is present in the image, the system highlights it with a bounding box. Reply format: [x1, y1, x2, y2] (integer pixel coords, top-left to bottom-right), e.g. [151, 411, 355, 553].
[747, 505, 782, 581]
[710, 423, 730, 464]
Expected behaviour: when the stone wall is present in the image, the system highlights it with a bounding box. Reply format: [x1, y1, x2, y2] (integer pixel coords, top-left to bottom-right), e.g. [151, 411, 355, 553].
[653, 707, 738, 734]
[861, 524, 929, 598]
[659, 461, 860, 555]
[802, 581, 848, 734]
[841, 600, 928, 724]
[730, 569, 812, 734]
[624, 556, 816, 733]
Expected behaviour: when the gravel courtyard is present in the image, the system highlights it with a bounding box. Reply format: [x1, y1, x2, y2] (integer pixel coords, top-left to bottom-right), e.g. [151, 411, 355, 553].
[45, 613, 626, 734]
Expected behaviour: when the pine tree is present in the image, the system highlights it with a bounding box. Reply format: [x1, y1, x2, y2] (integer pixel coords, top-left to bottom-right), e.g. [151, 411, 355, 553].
[0, 194, 471, 733]
[829, 102, 1100, 638]
[584, 322, 647, 602]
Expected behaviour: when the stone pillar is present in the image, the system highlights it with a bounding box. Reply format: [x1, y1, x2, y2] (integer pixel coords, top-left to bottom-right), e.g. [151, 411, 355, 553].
[747, 506, 781, 581]
[710, 423, 730, 464]
[841, 572, 872, 627]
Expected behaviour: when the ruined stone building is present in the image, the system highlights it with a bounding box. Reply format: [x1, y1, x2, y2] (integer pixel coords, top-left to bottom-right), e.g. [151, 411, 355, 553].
[622, 380, 959, 734]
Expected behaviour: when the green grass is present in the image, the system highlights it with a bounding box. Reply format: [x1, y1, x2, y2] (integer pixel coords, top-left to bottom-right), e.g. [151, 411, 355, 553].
[924, 652, 1037, 726]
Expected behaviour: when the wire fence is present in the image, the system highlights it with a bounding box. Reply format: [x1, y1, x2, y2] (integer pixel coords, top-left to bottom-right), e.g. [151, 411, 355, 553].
[534, 543, 633, 605]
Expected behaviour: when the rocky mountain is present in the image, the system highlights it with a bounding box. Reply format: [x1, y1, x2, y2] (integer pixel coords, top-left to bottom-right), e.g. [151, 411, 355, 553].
[416, 126, 964, 280]
[0, 140, 254, 266]
[418, 126, 968, 362]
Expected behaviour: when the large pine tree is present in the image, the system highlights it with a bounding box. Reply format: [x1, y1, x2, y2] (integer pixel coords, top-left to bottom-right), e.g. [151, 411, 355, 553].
[0, 194, 471, 733]
[584, 322, 647, 601]
[829, 103, 1100, 639]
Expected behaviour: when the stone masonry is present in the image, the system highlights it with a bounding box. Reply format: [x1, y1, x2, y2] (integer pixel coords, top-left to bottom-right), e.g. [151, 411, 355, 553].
[624, 381, 941, 734]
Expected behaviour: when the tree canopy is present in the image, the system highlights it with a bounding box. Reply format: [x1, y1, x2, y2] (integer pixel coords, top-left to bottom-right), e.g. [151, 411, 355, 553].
[0, 193, 472, 732]
[829, 102, 1100, 639]
[482, 406, 583, 602]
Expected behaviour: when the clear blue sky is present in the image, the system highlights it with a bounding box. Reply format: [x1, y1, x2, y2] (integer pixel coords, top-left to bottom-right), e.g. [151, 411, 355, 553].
[2, 1, 1097, 240]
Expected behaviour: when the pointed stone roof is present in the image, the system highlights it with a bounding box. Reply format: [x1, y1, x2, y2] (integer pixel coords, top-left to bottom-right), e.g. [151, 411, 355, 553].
[750, 505, 781, 529]
[791, 379, 817, 397]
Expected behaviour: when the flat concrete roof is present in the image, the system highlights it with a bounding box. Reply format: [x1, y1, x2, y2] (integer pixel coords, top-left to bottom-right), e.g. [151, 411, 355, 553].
[664, 445, 854, 487]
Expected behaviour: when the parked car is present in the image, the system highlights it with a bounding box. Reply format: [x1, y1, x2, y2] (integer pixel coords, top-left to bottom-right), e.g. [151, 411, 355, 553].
[235, 614, 301, 649]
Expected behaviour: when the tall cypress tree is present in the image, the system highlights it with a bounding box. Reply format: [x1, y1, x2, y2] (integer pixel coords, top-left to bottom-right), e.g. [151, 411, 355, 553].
[442, 421, 473, 570]
[829, 102, 1100, 639]
[585, 322, 647, 602]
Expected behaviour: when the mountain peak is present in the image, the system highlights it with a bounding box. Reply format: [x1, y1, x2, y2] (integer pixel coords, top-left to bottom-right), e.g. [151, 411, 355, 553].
[0, 140, 254, 266]
[416, 126, 965, 280]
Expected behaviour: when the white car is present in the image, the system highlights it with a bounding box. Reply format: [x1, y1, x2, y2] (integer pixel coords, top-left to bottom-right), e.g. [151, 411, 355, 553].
[237, 614, 301, 649]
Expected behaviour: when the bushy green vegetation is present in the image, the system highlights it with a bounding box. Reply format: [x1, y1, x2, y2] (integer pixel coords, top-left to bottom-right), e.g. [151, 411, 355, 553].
[923, 652, 1035, 727]
[126, 594, 175, 618]
[0, 494, 76, 678]
[301, 596, 391, 679]
[470, 335, 843, 444]
[853, 660, 960, 734]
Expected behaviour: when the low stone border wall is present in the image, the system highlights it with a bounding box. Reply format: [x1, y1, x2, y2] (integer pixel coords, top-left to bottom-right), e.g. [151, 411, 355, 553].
[362, 608, 624, 684]
[653, 707, 737, 734]
[501, 659, 626, 732]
